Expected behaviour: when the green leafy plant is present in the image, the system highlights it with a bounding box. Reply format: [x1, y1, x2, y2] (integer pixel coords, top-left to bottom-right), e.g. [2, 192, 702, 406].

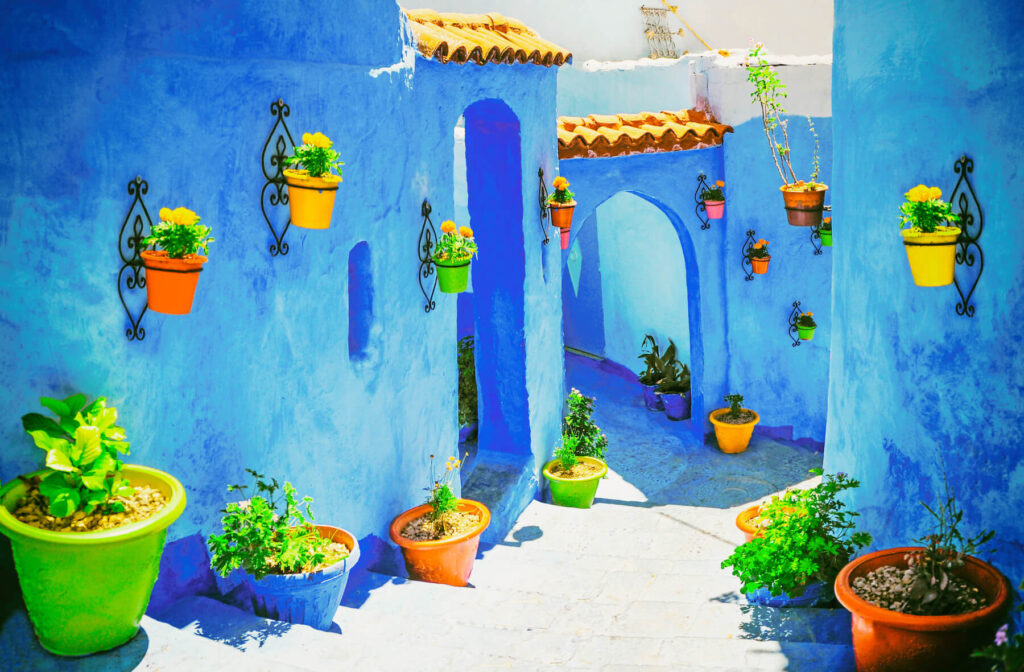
[746, 238, 771, 260]
[562, 389, 608, 459]
[972, 579, 1024, 672]
[721, 469, 872, 598]
[723, 393, 745, 420]
[796, 312, 817, 328]
[425, 454, 465, 536]
[283, 131, 344, 179]
[554, 435, 580, 471]
[457, 335, 477, 428]
[655, 361, 691, 395]
[548, 176, 575, 204]
[20, 394, 133, 517]
[433, 220, 478, 264]
[638, 334, 686, 389]
[900, 184, 960, 234]
[700, 180, 725, 201]
[208, 469, 346, 580]
[821, 216, 832, 232]
[142, 207, 214, 259]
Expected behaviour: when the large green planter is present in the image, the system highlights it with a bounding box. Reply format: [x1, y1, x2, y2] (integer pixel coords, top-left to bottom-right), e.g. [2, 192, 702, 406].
[0, 465, 186, 656]
[797, 325, 816, 340]
[433, 257, 471, 294]
[542, 457, 607, 509]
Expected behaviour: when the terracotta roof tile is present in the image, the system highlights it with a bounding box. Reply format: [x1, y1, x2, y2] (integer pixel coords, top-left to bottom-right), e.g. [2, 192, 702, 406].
[557, 109, 733, 159]
[405, 9, 572, 66]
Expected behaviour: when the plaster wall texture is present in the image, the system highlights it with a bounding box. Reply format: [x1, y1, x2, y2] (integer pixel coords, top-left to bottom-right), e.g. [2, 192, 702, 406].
[0, 0, 563, 603]
[826, 0, 1024, 589]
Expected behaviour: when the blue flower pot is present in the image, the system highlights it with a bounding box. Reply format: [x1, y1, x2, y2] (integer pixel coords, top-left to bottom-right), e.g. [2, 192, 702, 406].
[641, 384, 664, 411]
[238, 525, 360, 631]
[744, 580, 831, 608]
[662, 392, 691, 420]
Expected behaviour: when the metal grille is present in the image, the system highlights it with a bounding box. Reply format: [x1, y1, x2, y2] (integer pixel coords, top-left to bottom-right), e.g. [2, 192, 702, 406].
[640, 6, 679, 59]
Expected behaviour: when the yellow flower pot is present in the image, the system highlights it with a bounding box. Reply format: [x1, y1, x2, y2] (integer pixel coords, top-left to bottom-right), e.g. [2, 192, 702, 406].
[710, 408, 759, 454]
[283, 169, 341, 230]
[900, 226, 961, 287]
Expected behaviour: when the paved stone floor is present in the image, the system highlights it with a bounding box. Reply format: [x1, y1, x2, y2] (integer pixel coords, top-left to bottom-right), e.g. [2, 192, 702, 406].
[0, 353, 853, 671]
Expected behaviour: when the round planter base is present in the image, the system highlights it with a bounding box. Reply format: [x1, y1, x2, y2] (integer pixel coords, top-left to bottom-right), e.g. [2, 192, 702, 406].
[389, 500, 490, 587]
[543, 457, 608, 509]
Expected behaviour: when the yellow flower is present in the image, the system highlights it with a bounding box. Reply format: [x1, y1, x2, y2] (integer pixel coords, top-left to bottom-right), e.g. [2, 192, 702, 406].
[807, 312, 814, 317]
[757, 238, 768, 246]
[302, 132, 313, 145]
[310, 132, 332, 148]
[552, 176, 569, 190]
[715, 180, 725, 187]
[754, 242, 764, 250]
[824, 216, 832, 224]
[440, 220, 455, 234]
[928, 186, 942, 200]
[171, 207, 198, 226]
[717, 49, 730, 57]
[159, 207, 173, 222]
[459, 226, 473, 238]
[906, 184, 930, 203]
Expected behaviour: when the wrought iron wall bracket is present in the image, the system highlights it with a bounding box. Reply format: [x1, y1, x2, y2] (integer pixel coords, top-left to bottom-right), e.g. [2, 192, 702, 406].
[261, 98, 295, 257]
[117, 176, 154, 342]
[417, 199, 438, 313]
[694, 173, 712, 230]
[741, 229, 756, 281]
[809, 205, 831, 256]
[951, 155, 983, 318]
[788, 301, 803, 347]
[537, 168, 551, 245]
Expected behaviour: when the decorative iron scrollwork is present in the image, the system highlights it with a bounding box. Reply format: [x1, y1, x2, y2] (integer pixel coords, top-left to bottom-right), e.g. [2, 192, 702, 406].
[788, 301, 803, 347]
[951, 155, 983, 318]
[417, 199, 438, 313]
[809, 205, 831, 256]
[694, 173, 711, 230]
[741, 229, 756, 281]
[117, 176, 153, 342]
[261, 99, 295, 257]
[537, 167, 551, 245]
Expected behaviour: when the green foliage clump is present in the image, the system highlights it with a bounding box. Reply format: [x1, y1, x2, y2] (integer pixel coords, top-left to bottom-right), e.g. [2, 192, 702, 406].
[562, 388, 608, 459]
[638, 334, 689, 395]
[425, 454, 465, 536]
[457, 336, 477, 428]
[209, 469, 346, 580]
[142, 207, 213, 259]
[21, 394, 133, 517]
[700, 180, 725, 201]
[548, 176, 575, 204]
[721, 469, 872, 599]
[723, 393, 745, 420]
[972, 579, 1024, 672]
[284, 131, 344, 179]
[554, 435, 580, 471]
[900, 185, 960, 234]
[433, 221, 478, 264]
[796, 312, 817, 329]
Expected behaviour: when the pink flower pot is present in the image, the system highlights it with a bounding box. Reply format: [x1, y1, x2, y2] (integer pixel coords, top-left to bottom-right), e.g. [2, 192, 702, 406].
[704, 200, 725, 219]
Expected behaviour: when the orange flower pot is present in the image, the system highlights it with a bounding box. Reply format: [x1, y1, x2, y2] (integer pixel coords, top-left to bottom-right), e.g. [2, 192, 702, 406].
[549, 201, 575, 230]
[835, 547, 1010, 672]
[389, 500, 490, 587]
[140, 250, 207, 315]
[284, 169, 340, 230]
[736, 505, 762, 543]
[780, 184, 827, 227]
[709, 408, 759, 454]
[751, 256, 770, 274]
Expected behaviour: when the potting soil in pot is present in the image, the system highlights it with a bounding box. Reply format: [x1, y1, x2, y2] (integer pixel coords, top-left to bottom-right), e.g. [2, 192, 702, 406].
[715, 410, 757, 425]
[401, 510, 481, 542]
[547, 461, 603, 480]
[11, 477, 167, 532]
[852, 565, 988, 615]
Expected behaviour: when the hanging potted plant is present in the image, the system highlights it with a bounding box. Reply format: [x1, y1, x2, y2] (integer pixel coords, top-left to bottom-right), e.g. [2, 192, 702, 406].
[637, 334, 678, 411]
[390, 454, 490, 586]
[457, 335, 478, 444]
[432, 220, 477, 294]
[710, 393, 759, 454]
[835, 478, 1010, 671]
[543, 389, 609, 508]
[656, 359, 691, 421]
[820, 216, 833, 247]
[899, 184, 961, 287]
[723, 470, 872, 608]
[140, 207, 213, 315]
[795, 311, 817, 340]
[547, 176, 576, 250]
[746, 44, 827, 227]
[747, 238, 771, 274]
[207, 469, 359, 631]
[701, 180, 726, 219]
[282, 131, 344, 229]
[0, 393, 186, 656]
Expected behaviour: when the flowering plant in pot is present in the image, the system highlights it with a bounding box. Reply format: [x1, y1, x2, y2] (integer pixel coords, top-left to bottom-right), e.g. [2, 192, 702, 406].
[0, 393, 185, 656]
[547, 176, 576, 249]
[746, 238, 771, 274]
[972, 578, 1024, 672]
[637, 334, 677, 411]
[820, 216, 833, 247]
[656, 360, 691, 421]
[140, 207, 213, 315]
[208, 469, 358, 631]
[709, 393, 759, 454]
[701, 180, 726, 219]
[543, 389, 609, 508]
[835, 477, 1009, 672]
[796, 311, 817, 340]
[746, 43, 827, 227]
[432, 220, 477, 294]
[457, 335, 478, 444]
[390, 454, 490, 587]
[282, 131, 344, 229]
[899, 184, 961, 287]
[722, 470, 871, 608]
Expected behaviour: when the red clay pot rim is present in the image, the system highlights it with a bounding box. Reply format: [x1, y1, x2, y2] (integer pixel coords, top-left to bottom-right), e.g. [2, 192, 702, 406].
[780, 183, 829, 192]
[140, 250, 208, 269]
[389, 499, 490, 550]
[548, 201, 577, 209]
[709, 408, 759, 429]
[703, 199, 725, 205]
[834, 546, 1011, 632]
[736, 505, 761, 534]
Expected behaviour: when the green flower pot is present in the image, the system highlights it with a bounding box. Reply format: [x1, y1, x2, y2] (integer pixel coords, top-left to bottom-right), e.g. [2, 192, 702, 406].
[542, 457, 608, 509]
[433, 257, 471, 294]
[797, 325, 816, 340]
[0, 465, 186, 656]
[820, 230, 832, 246]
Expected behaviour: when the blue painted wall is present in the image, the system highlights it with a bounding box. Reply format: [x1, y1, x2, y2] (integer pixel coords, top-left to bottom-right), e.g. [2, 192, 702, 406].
[0, 0, 564, 604]
[826, 0, 1024, 589]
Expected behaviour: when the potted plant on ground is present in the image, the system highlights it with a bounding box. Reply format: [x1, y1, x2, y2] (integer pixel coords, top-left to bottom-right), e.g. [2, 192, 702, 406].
[140, 206, 214, 315]
[207, 469, 359, 631]
[656, 361, 691, 421]
[709, 393, 759, 454]
[899, 183, 961, 287]
[796, 311, 817, 340]
[701, 180, 726, 219]
[548, 176, 576, 250]
[972, 578, 1024, 671]
[457, 335, 478, 444]
[820, 216, 833, 247]
[637, 334, 674, 411]
[283, 131, 344, 229]
[561, 388, 608, 462]
[432, 220, 477, 294]
[747, 238, 771, 275]
[746, 44, 827, 227]
[543, 389, 610, 508]
[0, 393, 186, 656]
[723, 470, 872, 607]
[390, 454, 490, 587]
[835, 477, 1010, 672]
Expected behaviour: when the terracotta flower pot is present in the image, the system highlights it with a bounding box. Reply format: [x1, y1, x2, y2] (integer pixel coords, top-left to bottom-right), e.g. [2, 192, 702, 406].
[284, 169, 340, 230]
[704, 200, 725, 219]
[835, 547, 1011, 672]
[900, 227, 961, 287]
[140, 250, 207, 315]
[736, 505, 762, 543]
[549, 201, 575, 231]
[780, 184, 827, 227]
[751, 256, 770, 274]
[710, 408, 759, 454]
[389, 499, 490, 587]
